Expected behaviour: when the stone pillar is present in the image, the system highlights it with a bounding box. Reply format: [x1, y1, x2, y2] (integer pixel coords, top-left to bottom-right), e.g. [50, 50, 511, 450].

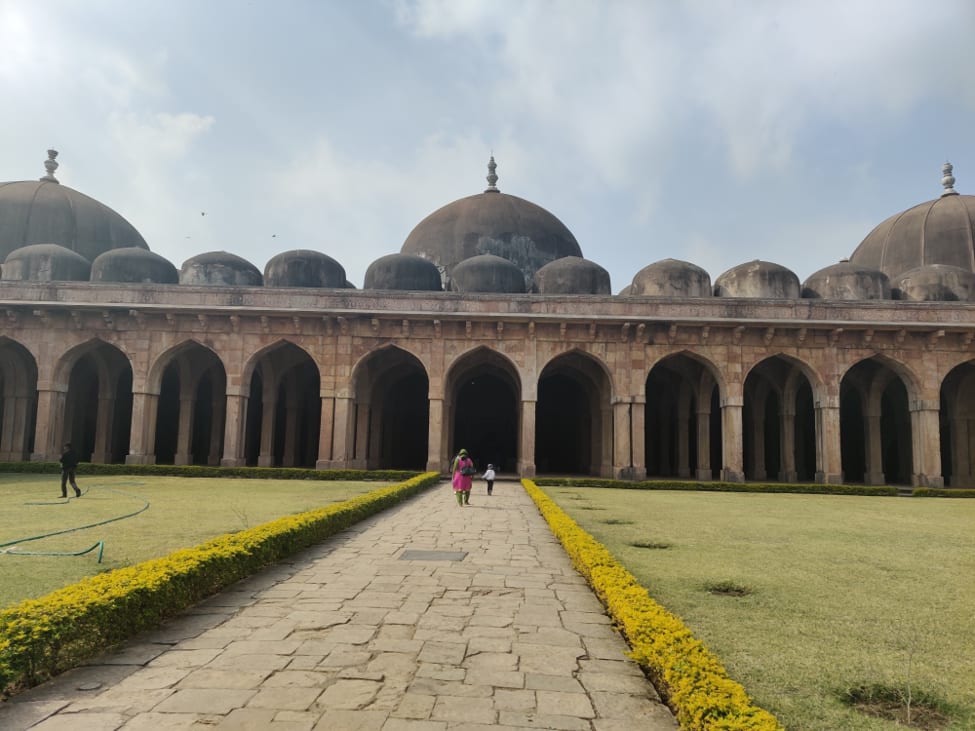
[677, 411, 690, 478]
[779, 404, 797, 482]
[750, 400, 766, 481]
[220, 389, 248, 467]
[330, 396, 352, 467]
[720, 394, 744, 482]
[316, 396, 335, 469]
[864, 404, 884, 485]
[352, 401, 370, 469]
[174, 396, 195, 465]
[630, 400, 647, 480]
[598, 405, 613, 477]
[696, 404, 712, 481]
[0, 394, 30, 461]
[32, 386, 66, 462]
[814, 398, 843, 484]
[257, 385, 277, 467]
[613, 400, 632, 479]
[208, 391, 224, 466]
[426, 397, 444, 473]
[282, 393, 301, 467]
[90, 394, 115, 464]
[949, 413, 974, 487]
[911, 400, 944, 488]
[518, 399, 536, 477]
[126, 391, 159, 465]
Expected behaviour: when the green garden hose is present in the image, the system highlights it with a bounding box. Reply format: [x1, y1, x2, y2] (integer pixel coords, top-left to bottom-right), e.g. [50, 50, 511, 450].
[0, 483, 150, 563]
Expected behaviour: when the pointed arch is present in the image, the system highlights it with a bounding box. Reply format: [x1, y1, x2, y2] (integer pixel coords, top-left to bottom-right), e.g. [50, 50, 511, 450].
[644, 350, 724, 480]
[940, 360, 975, 487]
[536, 349, 613, 476]
[349, 345, 430, 469]
[840, 355, 918, 485]
[444, 346, 522, 473]
[0, 338, 38, 461]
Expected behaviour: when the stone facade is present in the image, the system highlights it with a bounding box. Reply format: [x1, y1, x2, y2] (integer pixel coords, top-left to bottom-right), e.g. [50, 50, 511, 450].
[1, 279, 973, 487]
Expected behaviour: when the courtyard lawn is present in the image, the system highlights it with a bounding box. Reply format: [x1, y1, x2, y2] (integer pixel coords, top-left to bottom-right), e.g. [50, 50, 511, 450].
[0, 473, 388, 609]
[543, 486, 975, 731]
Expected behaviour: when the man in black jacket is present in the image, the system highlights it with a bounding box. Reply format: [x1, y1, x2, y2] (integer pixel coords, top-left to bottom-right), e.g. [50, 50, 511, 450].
[59, 443, 82, 498]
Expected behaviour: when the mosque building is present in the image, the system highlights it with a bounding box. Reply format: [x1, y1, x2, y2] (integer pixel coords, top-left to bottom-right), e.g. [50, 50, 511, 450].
[1, 150, 974, 488]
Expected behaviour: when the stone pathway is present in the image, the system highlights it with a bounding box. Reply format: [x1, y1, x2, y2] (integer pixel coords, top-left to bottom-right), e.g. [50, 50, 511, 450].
[0, 481, 678, 730]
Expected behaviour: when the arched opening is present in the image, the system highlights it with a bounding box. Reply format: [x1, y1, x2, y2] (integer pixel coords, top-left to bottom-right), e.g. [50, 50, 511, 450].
[446, 348, 520, 474]
[350, 347, 430, 470]
[150, 342, 228, 465]
[62, 342, 132, 463]
[645, 353, 721, 479]
[242, 343, 320, 468]
[940, 362, 975, 487]
[743, 356, 817, 482]
[840, 358, 913, 485]
[536, 351, 611, 476]
[0, 339, 38, 461]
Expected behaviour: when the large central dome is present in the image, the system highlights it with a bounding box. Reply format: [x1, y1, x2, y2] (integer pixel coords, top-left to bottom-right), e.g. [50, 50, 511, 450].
[401, 157, 582, 289]
[0, 151, 148, 264]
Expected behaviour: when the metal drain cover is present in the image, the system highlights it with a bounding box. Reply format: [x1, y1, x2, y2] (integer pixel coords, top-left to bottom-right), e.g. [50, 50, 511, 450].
[399, 549, 467, 561]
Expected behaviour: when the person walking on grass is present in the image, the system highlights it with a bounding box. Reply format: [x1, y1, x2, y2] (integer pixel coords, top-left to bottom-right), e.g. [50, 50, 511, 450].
[451, 448, 475, 506]
[483, 463, 496, 496]
[59, 442, 81, 498]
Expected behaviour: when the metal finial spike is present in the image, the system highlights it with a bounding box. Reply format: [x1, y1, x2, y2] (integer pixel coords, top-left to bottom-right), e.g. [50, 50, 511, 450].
[485, 155, 499, 192]
[40, 149, 60, 184]
[941, 161, 957, 197]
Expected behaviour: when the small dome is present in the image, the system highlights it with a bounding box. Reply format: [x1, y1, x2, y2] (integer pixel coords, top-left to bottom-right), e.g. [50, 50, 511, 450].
[802, 261, 891, 300]
[363, 253, 442, 291]
[617, 283, 635, 296]
[893, 264, 975, 302]
[450, 254, 526, 293]
[850, 163, 975, 280]
[401, 157, 582, 290]
[90, 248, 178, 284]
[630, 258, 712, 297]
[2, 243, 91, 282]
[264, 250, 347, 288]
[714, 260, 799, 299]
[0, 151, 148, 263]
[532, 256, 611, 294]
[180, 251, 263, 286]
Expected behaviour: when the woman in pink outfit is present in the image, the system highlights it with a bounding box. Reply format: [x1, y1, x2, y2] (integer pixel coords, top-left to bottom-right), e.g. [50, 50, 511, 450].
[451, 448, 474, 506]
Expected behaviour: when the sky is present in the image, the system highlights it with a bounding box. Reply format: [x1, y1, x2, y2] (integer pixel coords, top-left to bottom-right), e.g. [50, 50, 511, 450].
[2, 0, 974, 292]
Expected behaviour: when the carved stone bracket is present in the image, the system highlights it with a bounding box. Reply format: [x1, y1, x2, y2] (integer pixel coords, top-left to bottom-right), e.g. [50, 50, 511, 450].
[700, 325, 709, 344]
[402, 319, 410, 337]
[667, 323, 677, 345]
[829, 328, 843, 345]
[861, 329, 874, 346]
[260, 316, 270, 334]
[763, 327, 775, 346]
[197, 314, 209, 331]
[433, 320, 441, 338]
[796, 327, 807, 345]
[497, 321, 504, 339]
[230, 315, 240, 333]
[621, 322, 631, 342]
[337, 316, 349, 335]
[732, 325, 745, 345]
[371, 318, 380, 334]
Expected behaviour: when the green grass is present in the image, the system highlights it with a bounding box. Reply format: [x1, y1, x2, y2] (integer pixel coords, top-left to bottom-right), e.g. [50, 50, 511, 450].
[0, 474, 387, 608]
[544, 487, 975, 731]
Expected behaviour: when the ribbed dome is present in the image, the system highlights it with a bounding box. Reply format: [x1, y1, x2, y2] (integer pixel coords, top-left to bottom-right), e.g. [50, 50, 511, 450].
[264, 249, 347, 288]
[0, 151, 148, 264]
[630, 258, 712, 298]
[450, 254, 526, 293]
[180, 251, 263, 286]
[2, 244, 91, 282]
[401, 157, 581, 290]
[893, 264, 975, 302]
[90, 248, 178, 284]
[714, 260, 800, 299]
[850, 163, 975, 280]
[363, 253, 442, 291]
[802, 261, 891, 300]
[532, 256, 610, 295]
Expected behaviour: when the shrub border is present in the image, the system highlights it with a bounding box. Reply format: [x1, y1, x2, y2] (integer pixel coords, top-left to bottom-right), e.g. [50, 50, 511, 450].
[523, 478, 784, 731]
[534, 476, 899, 496]
[0, 472, 440, 697]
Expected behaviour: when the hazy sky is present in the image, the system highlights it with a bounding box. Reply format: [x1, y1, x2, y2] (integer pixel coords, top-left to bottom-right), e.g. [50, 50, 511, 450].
[2, 0, 974, 291]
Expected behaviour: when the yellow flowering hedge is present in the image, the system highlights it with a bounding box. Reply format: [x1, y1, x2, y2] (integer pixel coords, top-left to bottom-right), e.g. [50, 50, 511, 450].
[523, 479, 783, 731]
[0, 472, 439, 697]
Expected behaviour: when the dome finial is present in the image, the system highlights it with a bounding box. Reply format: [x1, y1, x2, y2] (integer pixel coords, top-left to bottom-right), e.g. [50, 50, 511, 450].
[40, 149, 60, 184]
[485, 155, 499, 192]
[941, 161, 957, 197]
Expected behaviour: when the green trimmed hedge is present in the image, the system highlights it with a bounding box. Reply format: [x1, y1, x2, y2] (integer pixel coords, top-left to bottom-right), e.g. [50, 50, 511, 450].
[2, 461, 419, 482]
[912, 487, 975, 498]
[524, 479, 783, 730]
[534, 476, 899, 496]
[0, 472, 439, 697]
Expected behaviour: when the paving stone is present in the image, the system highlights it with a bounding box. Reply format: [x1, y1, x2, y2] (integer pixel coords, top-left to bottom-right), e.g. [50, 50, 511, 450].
[416, 641, 467, 665]
[468, 670, 524, 689]
[498, 710, 592, 730]
[431, 695, 495, 724]
[0, 700, 69, 730]
[316, 679, 382, 709]
[147, 648, 221, 668]
[524, 674, 584, 693]
[246, 686, 323, 710]
[153, 688, 256, 714]
[262, 670, 335, 688]
[113, 665, 194, 690]
[178, 668, 271, 689]
[380, 719, 447, 731]
[536, 690, 595, 718]
[117, 711, 211, 729]
[64, 687, 173, 714]
[311, 709, 388, 730]
[492, 688, 536, 712]
[205, 653, 292, 672]
[28, 711, 130, 730]
[392, 692, 436, 719]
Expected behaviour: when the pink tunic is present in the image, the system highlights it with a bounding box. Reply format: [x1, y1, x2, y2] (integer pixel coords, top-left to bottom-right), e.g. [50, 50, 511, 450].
[452, 457, 474, 491]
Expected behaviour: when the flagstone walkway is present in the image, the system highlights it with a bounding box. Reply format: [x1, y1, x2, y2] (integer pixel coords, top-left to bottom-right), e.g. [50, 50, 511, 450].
[0, 481, 678, 730]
